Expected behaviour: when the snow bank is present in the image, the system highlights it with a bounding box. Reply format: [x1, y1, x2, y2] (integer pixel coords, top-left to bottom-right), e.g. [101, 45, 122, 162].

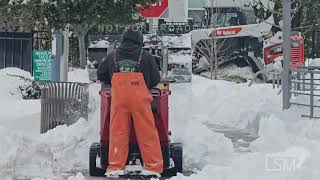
[1, 67, 320, 180]
[250, 115, 291, 153]
[67, 173, 85, 180]
[0, 117, 99, 178]
[173, 75, 279, 129]
[0, 100, 40, 134]
[201, 65, 255, 80]
[169, 79, 234, 170]
[68, 69, 90, 83]
[0, 81, 101, 179]
[169, 75, 320, 180]
[309, 58, 320, 66]
[171, 116, 320, 180]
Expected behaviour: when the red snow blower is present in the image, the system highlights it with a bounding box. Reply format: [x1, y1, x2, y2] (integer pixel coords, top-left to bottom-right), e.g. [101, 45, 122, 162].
[89, 50, 183, 178]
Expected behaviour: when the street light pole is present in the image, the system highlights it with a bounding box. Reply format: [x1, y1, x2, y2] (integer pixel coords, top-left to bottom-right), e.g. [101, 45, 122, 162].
[282, 0, 292, 109]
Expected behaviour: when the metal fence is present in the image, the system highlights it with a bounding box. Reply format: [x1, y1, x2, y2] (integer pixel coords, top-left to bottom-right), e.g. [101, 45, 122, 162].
[0, 31, 33, 73]
[248, 67, 320, 119]
[290, 66, 320, 119]
[0, 30, 52, 74]
[40, 82, 89, 133]
[33, 30, 51, 50]
[311, 30, 320, 58]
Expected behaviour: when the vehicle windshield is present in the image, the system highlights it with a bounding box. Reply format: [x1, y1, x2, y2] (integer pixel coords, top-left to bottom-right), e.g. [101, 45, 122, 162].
[205, 7, 254, 27]
[211, 12, 239, 27]
[205, 7, 240, 27]
[88, 48, 107, 63]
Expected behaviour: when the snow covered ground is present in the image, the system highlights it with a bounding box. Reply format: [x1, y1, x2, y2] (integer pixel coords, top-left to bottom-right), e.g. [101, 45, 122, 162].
[1, 64, 320, 180]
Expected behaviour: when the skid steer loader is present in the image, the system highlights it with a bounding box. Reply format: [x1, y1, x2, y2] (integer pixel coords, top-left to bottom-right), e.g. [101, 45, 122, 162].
[190, 0, 306, 82]
[191, 3, 276, 77]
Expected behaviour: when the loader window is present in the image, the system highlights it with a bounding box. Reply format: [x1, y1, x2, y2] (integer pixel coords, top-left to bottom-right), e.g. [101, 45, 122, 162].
[210, 12, 239, 27]
[226, 13, 239, 26]
[88, 48, 108, 64]
[189, 9, 206, 24]
[242, 9, 257, 24]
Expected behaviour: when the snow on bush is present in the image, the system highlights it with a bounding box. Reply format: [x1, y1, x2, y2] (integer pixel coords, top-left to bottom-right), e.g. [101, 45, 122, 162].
[0, 68, 34, 100]
[0, 68, 90, 101]
[7, 74, 41, 100]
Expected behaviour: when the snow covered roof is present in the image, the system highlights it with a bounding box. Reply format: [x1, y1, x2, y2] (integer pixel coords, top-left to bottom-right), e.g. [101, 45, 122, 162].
[204, 0, 274, 9]
[88, 35, 121, 49]
[143, 33, 191, 49]
[88, 33, 191, 49]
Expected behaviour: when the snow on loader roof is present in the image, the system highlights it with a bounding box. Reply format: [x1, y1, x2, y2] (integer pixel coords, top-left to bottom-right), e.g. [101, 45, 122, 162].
[204, 0, 274, 9]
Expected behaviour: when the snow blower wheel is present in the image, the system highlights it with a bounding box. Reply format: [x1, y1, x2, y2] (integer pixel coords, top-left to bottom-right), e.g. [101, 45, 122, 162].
[100, 143, 108, 169]
[89, 142, 106, 176]
[164, 143, 183, 176]
[172, 143, 183, 174]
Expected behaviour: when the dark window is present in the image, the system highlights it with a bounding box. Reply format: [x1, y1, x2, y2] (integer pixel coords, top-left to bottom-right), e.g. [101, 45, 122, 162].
[88, 48, 107, 63]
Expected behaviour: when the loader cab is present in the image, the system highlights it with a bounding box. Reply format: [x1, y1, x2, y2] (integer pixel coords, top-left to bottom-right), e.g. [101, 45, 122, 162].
[203, 7, 257, 27]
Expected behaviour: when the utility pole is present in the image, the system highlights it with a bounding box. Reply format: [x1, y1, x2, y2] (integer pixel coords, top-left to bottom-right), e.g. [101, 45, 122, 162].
[51, 26, 69, 82]
[214, 0, 218, 80]
[60, 25, 69, 82]
[282, 0, 292, 109]
[51, 32, 63, 82]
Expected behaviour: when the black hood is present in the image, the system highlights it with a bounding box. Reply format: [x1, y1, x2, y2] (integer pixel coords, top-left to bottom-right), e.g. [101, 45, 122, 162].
[121, 25, 143, 47]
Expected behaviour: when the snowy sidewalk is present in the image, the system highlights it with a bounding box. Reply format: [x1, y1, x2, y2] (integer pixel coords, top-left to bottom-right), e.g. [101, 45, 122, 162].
[1, 68, 320, 180]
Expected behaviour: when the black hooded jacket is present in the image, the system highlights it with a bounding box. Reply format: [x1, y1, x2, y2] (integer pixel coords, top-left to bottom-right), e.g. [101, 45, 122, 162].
[97, 27, 160, 89]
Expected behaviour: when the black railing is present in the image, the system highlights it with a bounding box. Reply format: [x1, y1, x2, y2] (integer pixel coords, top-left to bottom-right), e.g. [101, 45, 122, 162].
[290, 66, 320, 119]
[311, 30, 320, 58]
[32, 30, 51, 50]
[0, 31, 33, 73]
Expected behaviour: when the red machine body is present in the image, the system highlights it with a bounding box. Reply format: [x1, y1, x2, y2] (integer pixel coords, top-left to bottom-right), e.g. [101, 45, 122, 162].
[290, 35, 305, 69]
[263, 33, 305, 68]
[99, 88, 170, 146]
[89, 83, 182, 177]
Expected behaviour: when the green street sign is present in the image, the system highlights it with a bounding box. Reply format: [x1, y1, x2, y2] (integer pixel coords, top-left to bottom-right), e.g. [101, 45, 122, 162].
[33, 50, 52, 82]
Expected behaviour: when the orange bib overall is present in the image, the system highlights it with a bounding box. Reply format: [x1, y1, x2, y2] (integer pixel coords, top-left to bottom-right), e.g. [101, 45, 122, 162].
[107, 50, 163, 173]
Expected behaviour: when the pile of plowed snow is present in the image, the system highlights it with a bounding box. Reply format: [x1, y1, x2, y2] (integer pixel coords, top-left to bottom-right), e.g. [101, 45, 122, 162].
[1, 68, 320, 180]
[0, 68, 100, 179]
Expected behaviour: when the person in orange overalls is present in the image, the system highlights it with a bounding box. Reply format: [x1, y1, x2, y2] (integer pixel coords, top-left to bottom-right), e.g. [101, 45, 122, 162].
[97, 25, 163, 177]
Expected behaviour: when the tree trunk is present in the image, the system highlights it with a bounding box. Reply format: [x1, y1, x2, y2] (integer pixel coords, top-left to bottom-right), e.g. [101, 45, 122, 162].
[74, 25, 90, 69]
[78, 33, 86, 69]
[214, 38, 218, 80]
[210, 39, 214, 80]
[61, 27, 69, 82]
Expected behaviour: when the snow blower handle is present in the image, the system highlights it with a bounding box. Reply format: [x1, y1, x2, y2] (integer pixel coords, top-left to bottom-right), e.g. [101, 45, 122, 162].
[161, 44, 169, 81]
